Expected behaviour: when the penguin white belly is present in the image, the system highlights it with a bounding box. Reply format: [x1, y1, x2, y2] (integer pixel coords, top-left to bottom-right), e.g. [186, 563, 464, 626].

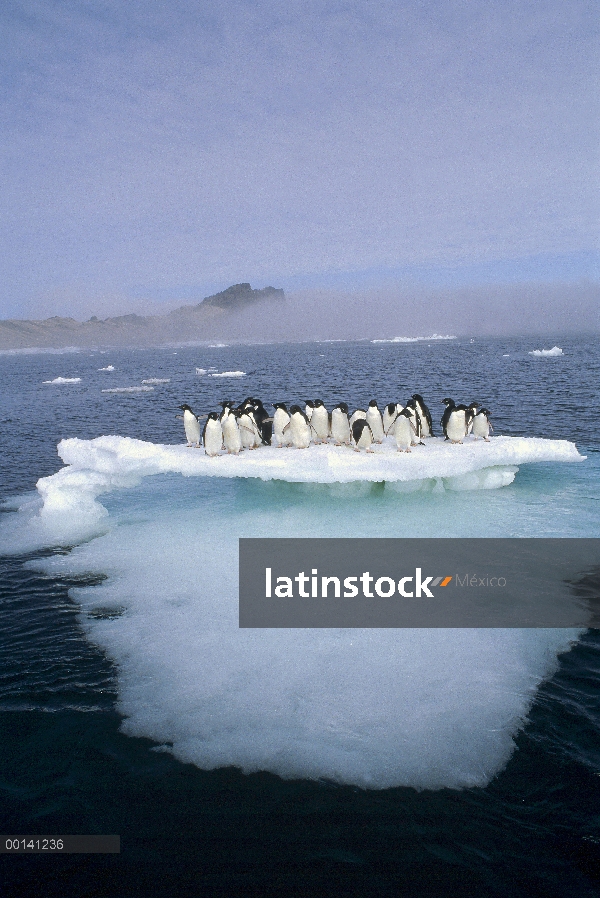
[331, 410, 350, 445]
[290, 415, 311, 449]
[393, 416, 413, 451]
[366, 408, 384, 442]
[239, 414, 258, 449]
[203, 421, 223, 456]
[273, 409, 291, 446]
[222, 416, 242, 454]
[407, 410, 421, 444]
[311, 407, 329, 442]
[183, 410, 201, 446]
[447, 410, 467, 443]
[472, 414, 490, 440]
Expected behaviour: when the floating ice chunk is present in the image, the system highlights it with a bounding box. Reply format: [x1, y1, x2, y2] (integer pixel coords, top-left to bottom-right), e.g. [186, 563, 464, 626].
[209, 371, 246, 378]
[209, 343, 229, 348]
[98, 365, 115, 371]
[195, 368, 207, 374]
[141, 378, 170, 384]
[101, 386, 154, 393]
[42, 376, 81, 384]
[529, 346, 564, 357]
[372, 334, 456, 343]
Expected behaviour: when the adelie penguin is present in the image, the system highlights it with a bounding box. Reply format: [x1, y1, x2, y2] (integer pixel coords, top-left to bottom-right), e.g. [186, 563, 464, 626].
[472, 408, 493, 441]
[272, 403, 291, 447]
[202, 412, 223, 457]
[238, 408, 261, 450]
[441, 398, 471, 444]
[393, 407, 417, 452]
[405, 399, 425, 446]
[366, 400, 384, 443]
[311, 399, 330, 443]
[304, 400, 315, 421]
[222, 408, 243, 455]
[286, 405, 312, 449]
[330, 402, 351, 446]
[382, 402, 403, 435]
[351, 419, 375, 453]
[178, 404, 201, 448]
[412, 394, 433, 437]
[466, 402, 479, 435]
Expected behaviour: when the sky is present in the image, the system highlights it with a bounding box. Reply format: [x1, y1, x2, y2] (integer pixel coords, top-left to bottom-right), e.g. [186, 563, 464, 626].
[1, 0, 598, 323]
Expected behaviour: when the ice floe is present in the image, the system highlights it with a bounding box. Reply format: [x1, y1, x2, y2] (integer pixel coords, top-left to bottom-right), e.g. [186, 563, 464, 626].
[529, 346, 564, 357]
[209, 370, 246, 378]
[98, 365, 115, 371]
[372, 334, 456, 343]
[141, 378, 170, 384]
[42, 376, 82, 384]
[101, 386, 154, 393]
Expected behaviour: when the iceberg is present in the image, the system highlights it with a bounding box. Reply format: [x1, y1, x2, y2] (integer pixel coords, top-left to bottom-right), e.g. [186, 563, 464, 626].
[529, 346, 564, 357]
[42, 376, 81, 384]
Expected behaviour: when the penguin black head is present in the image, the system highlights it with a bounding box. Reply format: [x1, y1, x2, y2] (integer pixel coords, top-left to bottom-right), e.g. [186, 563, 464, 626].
[442, 398, 455, 406]
[179, 404, 193, 412]
[406, 398, 416, 409]
[368, 399, 378, 408]
[273, 402, 288, 411]
[412, 393, 424, 402]
[335, 402, 349, 414]
[386, 402, 396, 415]
[480, 408, 490, 416]
[207, 412, 220, 421]
[314, 399, 324, 408]
[304, 400, 315, 408]
[351, 419, 371, 441]
[289, 404, 302, 415]
[220, 400, 233, 409]
[400, 407, 413, 419]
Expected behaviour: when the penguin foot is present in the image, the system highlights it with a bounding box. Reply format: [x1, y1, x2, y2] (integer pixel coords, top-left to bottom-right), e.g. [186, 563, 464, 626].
[366, 449, 375, 454]
[484, 438, 490, 442]
[353, 448, 360, 453]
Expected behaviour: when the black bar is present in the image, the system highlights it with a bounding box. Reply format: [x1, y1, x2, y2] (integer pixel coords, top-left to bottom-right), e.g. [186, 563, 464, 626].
[1, 836, 120, 853]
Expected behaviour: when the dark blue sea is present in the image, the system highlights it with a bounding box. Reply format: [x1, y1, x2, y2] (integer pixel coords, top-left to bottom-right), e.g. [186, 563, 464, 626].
[1, 336, 599, 897]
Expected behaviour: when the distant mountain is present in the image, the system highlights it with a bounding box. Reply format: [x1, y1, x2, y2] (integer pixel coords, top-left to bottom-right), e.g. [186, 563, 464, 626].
[0, 284, 285, 350]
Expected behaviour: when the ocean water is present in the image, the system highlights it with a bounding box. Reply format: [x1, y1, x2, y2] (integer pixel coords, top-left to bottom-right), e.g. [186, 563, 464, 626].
[1, 337, 599, 896]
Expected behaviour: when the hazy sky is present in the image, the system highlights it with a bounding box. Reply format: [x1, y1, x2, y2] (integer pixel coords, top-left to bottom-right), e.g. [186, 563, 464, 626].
[1, 0, 598, 320]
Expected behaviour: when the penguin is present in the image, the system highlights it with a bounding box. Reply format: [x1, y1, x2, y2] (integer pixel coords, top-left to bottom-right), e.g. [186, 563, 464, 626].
[330, 402, 351, 446]
[202, 412, 223, 457]
[440, 398, 455, 440]
[393, 407, 417, 452]
[405, 399, 424, 445]
[251, 399, 273, 445]
[472, 408, 493, 441]
[466, 403, 479, 434]
[178, 404, 201, 448]
[272, 403, 292, 447]
[286, 405, 312, 449]
[351, 418, 374, 453]
[366, 400, 384, 443]
[382, 402, 399, 436]
[412, 394, 433, 437]
[445, 403, 471, 444]
[239, 408, 261, 450]
[304, 400, 315, 421]
[349, 408, 367, 427]
[311, 399, 330, 443]
[222, 408, 243, 455]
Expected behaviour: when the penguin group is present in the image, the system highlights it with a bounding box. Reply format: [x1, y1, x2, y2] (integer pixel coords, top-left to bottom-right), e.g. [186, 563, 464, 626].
[177, 395, 492, 456]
